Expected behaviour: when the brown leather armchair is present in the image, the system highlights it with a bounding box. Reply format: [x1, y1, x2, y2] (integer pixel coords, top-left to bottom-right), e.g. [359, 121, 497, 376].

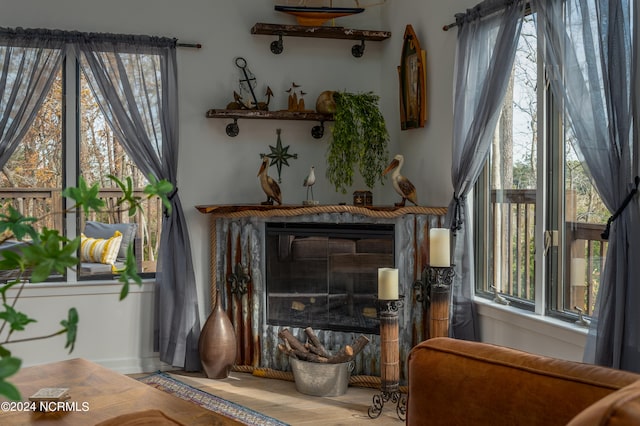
[407, 337, 640, 425]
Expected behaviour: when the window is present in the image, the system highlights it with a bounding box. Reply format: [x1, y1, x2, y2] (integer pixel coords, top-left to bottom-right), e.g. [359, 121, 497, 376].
[0, 51, 160, 282]
[474, 13, 608, 320]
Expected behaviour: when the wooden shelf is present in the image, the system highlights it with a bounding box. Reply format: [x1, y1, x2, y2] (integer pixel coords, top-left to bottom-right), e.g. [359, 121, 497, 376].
[251, 22, 391, 57]
[206, 109, 334, 139]
[206, 109, 332, 121]
[251, 23, 391, 41]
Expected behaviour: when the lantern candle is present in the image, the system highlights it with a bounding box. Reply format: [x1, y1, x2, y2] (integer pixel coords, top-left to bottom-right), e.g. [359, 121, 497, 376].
[429, 228, 451, 267]
[378, 268, 399, 300]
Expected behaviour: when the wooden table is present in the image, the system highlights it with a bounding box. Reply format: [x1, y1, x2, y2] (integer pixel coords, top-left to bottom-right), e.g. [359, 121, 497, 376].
[0, 358, 241, 425]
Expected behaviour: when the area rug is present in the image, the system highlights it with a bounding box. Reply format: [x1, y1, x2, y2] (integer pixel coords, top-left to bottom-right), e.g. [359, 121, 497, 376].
[138, 371, 289, 426]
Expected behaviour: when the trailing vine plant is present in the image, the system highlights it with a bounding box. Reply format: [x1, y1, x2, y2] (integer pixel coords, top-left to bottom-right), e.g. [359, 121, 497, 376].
[0, 175, 173, 401]
[326, 91, 390, 194]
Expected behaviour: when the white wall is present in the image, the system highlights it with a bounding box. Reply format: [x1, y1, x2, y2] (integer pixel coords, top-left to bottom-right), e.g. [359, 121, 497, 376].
[1, 0, 587, 371]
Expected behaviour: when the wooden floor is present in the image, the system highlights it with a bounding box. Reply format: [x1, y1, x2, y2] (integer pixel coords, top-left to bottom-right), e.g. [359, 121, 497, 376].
[132, 370, 405, 425]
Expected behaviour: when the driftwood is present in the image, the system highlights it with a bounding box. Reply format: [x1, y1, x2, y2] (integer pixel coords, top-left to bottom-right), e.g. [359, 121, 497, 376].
[277, 327, 370, 364]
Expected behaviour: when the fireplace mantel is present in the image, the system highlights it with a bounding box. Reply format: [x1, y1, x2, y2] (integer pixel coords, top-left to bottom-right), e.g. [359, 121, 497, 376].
[195, 203, 447, 218]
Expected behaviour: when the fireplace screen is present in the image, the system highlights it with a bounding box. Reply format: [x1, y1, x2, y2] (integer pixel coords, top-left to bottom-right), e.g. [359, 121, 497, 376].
[265, 222, 394, 334]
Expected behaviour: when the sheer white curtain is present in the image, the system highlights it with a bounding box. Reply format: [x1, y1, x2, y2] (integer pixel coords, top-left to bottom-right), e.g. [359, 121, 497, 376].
[446, 0, 526, 340]
[532, 0, 640, 371]
[0, 29, 64, 168]
[76, 36, 201, 370]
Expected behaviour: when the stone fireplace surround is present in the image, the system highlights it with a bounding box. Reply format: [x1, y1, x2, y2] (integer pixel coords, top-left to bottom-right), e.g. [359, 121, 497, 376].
[196, 204, 446, 381]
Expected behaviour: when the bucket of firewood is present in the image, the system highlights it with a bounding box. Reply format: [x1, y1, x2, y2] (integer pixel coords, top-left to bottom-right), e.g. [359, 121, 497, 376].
[289, 357, 354, 397]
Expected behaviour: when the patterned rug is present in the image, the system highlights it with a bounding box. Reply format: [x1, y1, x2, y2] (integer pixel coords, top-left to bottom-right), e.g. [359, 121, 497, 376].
[138, 371, 289, 426]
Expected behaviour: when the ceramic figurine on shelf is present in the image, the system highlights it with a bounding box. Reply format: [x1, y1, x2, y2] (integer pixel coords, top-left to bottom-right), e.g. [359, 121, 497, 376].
[302, 165, 318, 205]
[258, 157, 282, 205]
[382, 154, 418, 207]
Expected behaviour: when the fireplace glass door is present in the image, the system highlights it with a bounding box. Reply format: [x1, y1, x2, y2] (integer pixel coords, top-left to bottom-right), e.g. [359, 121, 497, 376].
[265, 222, 394, 334]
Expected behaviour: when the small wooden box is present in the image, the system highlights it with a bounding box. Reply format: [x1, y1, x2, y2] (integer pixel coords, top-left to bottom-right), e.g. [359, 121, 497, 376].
[353, 190, 373, 206]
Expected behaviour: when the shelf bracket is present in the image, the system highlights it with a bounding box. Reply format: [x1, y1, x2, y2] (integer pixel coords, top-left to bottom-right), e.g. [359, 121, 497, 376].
[311, 121, 325, 139]
[352, 40, 366, 58]
[225, 118, 240, 137]
[270, 34, 284, 54]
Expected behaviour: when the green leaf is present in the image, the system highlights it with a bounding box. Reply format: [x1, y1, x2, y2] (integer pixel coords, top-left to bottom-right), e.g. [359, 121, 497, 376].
[0, 205, 39, 242]
[109, 175, 142, 217]
[0, 280, 21, 304]
[143, 175, 174, 215]
[0, 345, 11, 358]
[60, 308, 79, 353]
[114, 244, 142, 301]
[0, 379, 21, 401]
[0, 304, 37, 334]
[62, 176, 105, 215]
[0, 357, 22, 401]
[21, 230, 80, 283]
[0, 356, 20, 379]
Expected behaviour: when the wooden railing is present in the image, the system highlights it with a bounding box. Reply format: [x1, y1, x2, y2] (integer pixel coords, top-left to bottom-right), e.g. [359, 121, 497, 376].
[0, 187, 161, 272]
[490, 189, 606, 315]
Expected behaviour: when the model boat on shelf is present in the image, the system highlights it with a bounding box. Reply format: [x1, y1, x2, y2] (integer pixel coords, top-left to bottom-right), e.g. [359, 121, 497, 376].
[275, 5, 365, 26]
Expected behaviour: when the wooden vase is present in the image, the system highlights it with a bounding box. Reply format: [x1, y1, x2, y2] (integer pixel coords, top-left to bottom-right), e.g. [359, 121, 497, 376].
[199, 291, 237, 379]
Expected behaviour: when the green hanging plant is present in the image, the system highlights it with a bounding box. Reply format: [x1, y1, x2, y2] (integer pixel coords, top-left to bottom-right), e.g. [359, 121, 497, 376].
[325, 91, 390, 194]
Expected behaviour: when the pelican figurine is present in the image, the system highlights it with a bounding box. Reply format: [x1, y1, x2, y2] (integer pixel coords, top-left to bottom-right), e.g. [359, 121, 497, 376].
[382, 154, 418, 207]
[303, 166, 316, 201]
[258, 157, 282, 205]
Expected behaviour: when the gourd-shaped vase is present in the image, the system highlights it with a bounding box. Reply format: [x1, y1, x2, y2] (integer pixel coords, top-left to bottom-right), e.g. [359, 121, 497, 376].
[198, 291, 237, 379]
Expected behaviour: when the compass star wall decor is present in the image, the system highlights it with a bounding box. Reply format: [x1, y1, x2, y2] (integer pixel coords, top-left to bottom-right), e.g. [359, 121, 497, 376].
[260, 128, 297, 183]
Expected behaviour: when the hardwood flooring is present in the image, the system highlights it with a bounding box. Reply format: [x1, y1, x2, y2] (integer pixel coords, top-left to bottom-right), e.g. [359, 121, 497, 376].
[132, 370, 405, 425]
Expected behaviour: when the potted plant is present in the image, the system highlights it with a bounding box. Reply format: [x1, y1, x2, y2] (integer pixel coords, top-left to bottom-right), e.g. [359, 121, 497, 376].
[317, 91, 390, 194]
[0, 175, 172, 400]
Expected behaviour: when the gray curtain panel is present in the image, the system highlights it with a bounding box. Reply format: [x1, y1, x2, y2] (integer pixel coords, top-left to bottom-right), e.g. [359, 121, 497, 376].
[445, 0, 526, 341]
[75, 36, 201, 370]
[532, 0, 640, 372]
[0, 28, 65, 168]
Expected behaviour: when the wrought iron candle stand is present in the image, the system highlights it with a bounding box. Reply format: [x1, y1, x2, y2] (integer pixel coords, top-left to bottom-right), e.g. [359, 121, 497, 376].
[413, 266, 455, 338]
[368, 297, 407, 421]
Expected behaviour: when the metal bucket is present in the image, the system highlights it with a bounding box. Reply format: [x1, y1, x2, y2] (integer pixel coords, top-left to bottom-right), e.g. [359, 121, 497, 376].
[289, 357, 354, 397]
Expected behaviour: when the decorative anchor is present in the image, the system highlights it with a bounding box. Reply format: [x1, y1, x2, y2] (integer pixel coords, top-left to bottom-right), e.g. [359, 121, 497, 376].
[260, 129, 298, 183]
[236, 57, 259, 109]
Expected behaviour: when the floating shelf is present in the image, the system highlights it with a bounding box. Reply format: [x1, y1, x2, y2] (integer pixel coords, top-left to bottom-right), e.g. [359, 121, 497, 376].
[251, 23, 391, 57]
[206, 109, 334, 139]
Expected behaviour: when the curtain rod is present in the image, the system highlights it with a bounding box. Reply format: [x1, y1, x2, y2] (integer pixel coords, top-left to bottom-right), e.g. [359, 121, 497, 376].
[443, 0, 529, 31]
[177, 42, 202, 48]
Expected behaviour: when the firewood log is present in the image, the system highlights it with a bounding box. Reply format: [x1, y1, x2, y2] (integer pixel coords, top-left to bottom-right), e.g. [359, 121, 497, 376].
[278, 328, 308, 354]
[328, 345, 354, 363]
[350, 335, 371, 358]
[304, 327, 330, 358]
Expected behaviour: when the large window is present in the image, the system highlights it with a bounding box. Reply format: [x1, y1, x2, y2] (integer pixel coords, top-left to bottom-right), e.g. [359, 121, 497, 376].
[0, 53, 160, 281]
[474, 13, 608, 320]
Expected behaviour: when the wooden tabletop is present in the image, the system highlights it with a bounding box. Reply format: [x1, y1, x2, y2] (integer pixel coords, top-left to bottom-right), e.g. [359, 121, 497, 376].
[0, 358, 241, 425]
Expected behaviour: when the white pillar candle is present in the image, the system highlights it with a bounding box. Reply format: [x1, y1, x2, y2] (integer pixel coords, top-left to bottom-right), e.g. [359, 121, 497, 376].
[429, 228, 451, 267]
[378, 268, 399, 300]
[571, 258, 587, 287]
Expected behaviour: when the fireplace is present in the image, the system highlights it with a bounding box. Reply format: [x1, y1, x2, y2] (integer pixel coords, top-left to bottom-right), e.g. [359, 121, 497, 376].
[196, 204, 447, 377]
[265, 222, 394, 334]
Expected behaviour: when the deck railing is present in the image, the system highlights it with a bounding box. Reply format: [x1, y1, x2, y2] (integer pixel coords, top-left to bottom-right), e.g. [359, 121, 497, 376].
[490, 189, 606, 315]
[0, 187, 161, 272]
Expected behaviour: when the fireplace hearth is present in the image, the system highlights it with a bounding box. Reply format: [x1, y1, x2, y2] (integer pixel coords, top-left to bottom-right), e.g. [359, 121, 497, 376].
[265, 222, 394, 334]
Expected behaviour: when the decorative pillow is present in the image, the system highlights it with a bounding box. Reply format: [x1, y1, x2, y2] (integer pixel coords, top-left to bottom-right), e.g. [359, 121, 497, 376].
[80, 231, 123, 265]
[84, 221, 137, 260]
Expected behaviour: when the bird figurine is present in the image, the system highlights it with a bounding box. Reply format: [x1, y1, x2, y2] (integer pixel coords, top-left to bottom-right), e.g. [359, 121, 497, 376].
[258, 157, 282, 205]
[303, 166, 316, 202]
[382, 154, 418, 207]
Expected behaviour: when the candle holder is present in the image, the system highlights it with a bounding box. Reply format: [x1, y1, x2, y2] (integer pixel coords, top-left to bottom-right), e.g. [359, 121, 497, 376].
[368, 297, 407, 421]
[413, 265, 455, 338]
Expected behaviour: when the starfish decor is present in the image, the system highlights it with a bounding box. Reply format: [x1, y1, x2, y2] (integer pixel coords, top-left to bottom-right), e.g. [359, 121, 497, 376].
[260, 128, 297, 183]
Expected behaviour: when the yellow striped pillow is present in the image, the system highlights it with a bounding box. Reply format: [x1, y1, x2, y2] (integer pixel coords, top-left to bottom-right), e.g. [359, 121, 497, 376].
[80, 230, 123, 264]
